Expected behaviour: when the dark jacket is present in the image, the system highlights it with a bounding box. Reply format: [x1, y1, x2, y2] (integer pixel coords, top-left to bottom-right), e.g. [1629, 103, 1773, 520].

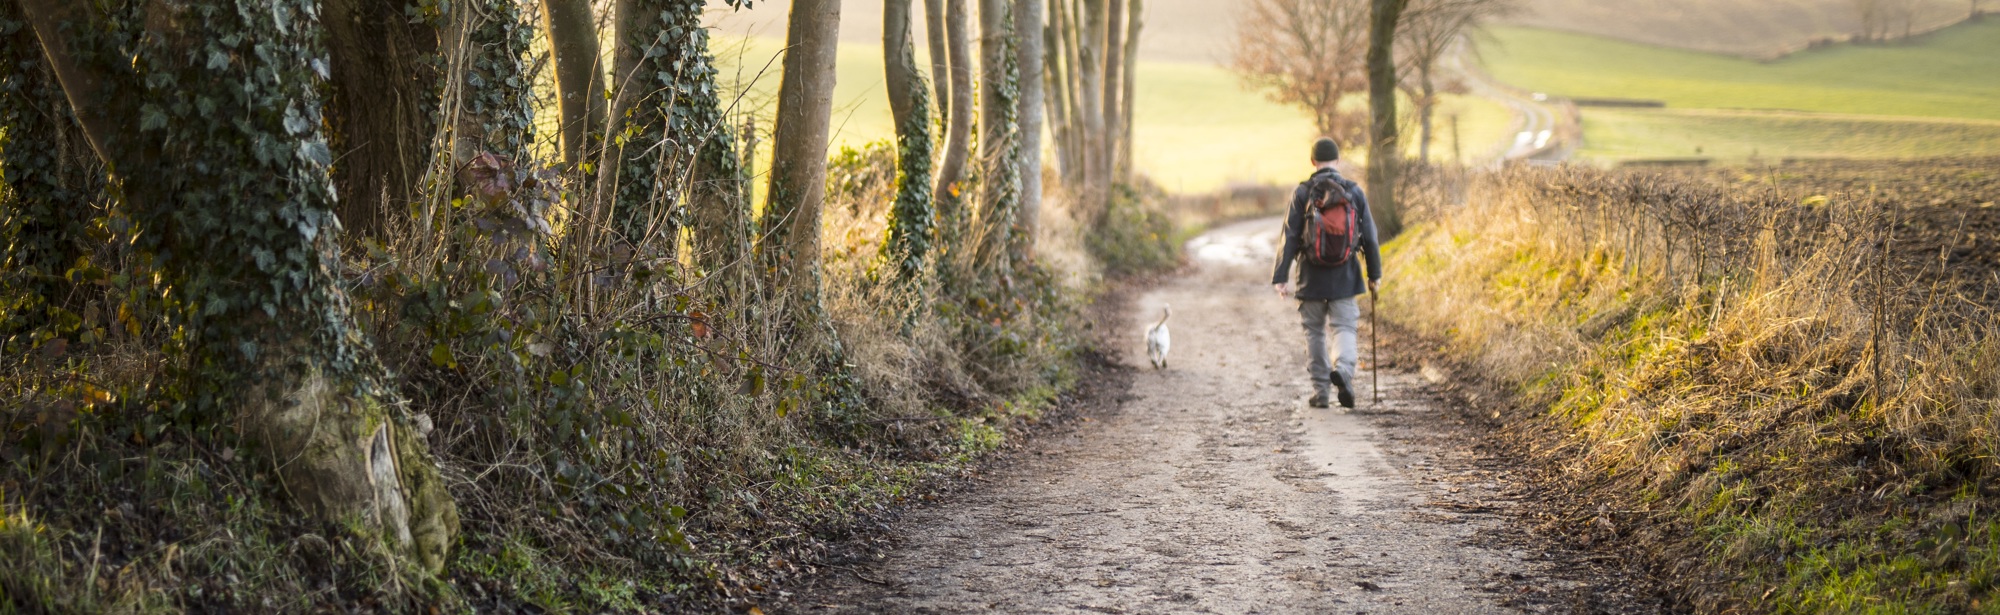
[1270, 167, 1382, 301]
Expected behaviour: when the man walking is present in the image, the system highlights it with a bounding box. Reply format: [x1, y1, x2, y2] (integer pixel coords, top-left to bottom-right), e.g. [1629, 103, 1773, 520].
[1271, 138, 1382, 409]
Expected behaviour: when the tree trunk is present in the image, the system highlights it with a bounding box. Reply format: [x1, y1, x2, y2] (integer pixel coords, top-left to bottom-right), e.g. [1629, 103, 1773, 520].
[600, 0, 725, 257]
[598, 0, 664, 247]
[1101, 0, 1125, 186]
[1014, 0, 1047, 261]
[885, 0, 938, 283]
[925, 0, 952, 125]
[933, 0, 975, 228]
[1078, 0, 1107, 211]
[1044, 6, 1077, 186]
[438, 1, 534, 169]
[978, 0, 1021, 274]
[18, 0, 456, 571]
[541, 0, 606, 172]
[322, 0, 439, 242]
[760, 0, 842, 312]
[670, 1, 752, 301]
[1367, 0, 1408, 238]
[1417, 64, 1435, 163]
[1117, 0, 1141, 184]
[0, 0, 102, 317]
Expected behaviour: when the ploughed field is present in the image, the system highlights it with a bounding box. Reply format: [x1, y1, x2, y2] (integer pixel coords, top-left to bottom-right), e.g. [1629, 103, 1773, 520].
[1671, 158, 2000, 305]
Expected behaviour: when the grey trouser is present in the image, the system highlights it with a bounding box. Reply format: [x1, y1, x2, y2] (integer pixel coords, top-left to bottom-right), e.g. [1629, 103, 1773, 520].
[1298, 298, 1360, 393]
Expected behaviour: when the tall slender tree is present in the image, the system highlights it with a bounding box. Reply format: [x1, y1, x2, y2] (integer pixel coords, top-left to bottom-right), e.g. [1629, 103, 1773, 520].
[1078, 0, 1108, 199]
[925, 0, 953, 125]
[17, 0, 457, 570]
[1397, 0, 1512, 162]
[761, 0, 843, 316]
[884, 0, 937, 284]
[1101, 0, 1126, 184]
[1045, 0, 1081, 185]
[541, 0, 606, 171]
[1013, 0, 1047, 261]
[978, 0, 1022, 274]
[1368, 0, 1410, 237]
[1117, 0, 1142, 183]
[934, 0, 976, 223]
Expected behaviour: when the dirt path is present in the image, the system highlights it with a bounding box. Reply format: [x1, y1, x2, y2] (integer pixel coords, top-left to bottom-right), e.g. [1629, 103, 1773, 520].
[777, 218, 1666, 614]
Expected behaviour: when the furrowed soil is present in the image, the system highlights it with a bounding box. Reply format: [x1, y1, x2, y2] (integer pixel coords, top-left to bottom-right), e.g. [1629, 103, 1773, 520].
[767, 218, 1676, 614]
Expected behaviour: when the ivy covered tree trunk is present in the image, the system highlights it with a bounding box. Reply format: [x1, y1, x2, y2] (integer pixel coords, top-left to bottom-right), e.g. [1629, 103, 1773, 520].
[600, 0, 667, 249]
[17, 0, 457, 571]
[540, 0, 606, 172]
[884, 0, 936, 285]
[760, 0, 841, 317]
[440, 0, 535, 173]
[598, 0, 748, 274]
[977, 0, 1021, 276]
[679, 0, 755, 299]
[0, 3, 103, 330]
[320, 0, 439, 241]
[1012, 0, 1046, 263]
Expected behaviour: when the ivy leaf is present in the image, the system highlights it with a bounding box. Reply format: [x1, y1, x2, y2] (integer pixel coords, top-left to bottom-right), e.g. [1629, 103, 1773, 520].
[207, 50, 230, 70]
[429, 343, 456, 368]
[139, 105, 168, 131]
[283, 105, 309, 135]
[300, 140, 331, 167]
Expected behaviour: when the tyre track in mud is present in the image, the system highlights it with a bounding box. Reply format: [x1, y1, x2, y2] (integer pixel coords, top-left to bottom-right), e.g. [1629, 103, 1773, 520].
[775, 217, 1671, 614]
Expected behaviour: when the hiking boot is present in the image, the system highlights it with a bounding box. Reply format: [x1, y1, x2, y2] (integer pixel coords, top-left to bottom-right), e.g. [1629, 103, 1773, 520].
[1308, 391, 1330, 408]
[1332, 371, 1356, 409]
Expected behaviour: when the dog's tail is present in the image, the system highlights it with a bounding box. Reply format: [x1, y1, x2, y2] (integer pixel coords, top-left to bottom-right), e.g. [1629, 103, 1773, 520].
[1153, 305, 1172, 330]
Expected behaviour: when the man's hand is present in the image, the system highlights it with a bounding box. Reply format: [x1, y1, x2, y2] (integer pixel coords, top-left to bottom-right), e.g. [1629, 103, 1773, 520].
[1274, 283, 1292, 298]
[1367, 279, 1379, 294]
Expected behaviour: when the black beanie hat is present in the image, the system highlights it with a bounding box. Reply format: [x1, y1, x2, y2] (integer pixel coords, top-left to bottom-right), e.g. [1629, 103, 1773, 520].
[1312, 137, 1340, 162]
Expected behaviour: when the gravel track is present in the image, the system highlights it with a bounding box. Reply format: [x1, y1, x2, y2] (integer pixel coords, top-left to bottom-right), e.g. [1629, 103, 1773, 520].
[776, 217, 1670, 614]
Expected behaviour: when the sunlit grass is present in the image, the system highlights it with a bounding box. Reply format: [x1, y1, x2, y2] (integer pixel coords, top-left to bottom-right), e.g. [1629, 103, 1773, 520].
[1481, 19, 2000, 163]
[1483, 21, 2000, 121]
[711, 35, 1516, 196]
[1577, 108, 2000, 163]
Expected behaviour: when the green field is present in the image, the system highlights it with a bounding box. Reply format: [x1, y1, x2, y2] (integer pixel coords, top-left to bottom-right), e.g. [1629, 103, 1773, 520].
[1481, 19, 2000, 163]
[713, 36, 1515, 195]
[1577, 109, 2000, 161]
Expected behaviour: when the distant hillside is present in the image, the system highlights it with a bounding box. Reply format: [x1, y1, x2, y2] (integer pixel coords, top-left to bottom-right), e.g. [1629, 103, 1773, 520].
[1483, 19, 2000, 162]
[711, 1, 1981, 64]
[1505, 0, 1975, 58]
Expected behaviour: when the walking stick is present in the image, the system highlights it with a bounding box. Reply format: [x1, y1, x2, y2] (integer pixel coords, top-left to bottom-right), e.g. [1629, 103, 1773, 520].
[1370, 287, 1380, 406]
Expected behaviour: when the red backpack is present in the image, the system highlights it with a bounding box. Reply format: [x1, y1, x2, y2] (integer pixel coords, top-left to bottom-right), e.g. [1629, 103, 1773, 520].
[1299, 175, 1359, 268]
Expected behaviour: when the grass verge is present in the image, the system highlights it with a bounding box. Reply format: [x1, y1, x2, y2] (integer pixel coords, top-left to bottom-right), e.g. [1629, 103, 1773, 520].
[1384, 159, 2000, 612]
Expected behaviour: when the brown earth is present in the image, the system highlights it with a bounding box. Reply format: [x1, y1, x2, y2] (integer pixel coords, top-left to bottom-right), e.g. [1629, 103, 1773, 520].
[764, 217, 1677, 614]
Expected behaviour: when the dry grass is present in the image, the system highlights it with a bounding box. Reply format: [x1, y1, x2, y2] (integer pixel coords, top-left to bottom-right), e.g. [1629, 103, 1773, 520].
[1386, 159, 2000, 612]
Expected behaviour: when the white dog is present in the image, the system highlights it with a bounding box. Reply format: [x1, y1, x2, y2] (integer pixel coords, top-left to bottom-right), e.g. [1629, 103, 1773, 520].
[1146, 305, 1172, 369]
